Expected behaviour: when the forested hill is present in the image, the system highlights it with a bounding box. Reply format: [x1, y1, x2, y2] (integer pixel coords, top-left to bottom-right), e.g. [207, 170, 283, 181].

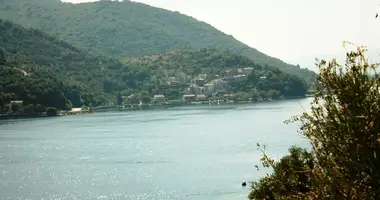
[0, 18, 121, 107]
[0, 60, 72, 114]
[0, 0, 315, 82]
[0, 18, 309, 113]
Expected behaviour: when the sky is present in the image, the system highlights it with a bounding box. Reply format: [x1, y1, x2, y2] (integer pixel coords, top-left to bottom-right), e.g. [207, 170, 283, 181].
[64, 0, 380, 69]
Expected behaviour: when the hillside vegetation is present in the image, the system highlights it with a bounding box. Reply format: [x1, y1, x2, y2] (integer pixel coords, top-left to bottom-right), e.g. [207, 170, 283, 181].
[127, 49, 309, 98]
[0, 0, 316, 82]
[0, 18, 123, 107]
[0, 18, 309, 114]
[0, 59, 72, 115]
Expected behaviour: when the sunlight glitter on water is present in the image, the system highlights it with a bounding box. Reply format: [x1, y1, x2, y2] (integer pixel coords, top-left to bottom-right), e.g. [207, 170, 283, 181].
[0, 98, 312, 200]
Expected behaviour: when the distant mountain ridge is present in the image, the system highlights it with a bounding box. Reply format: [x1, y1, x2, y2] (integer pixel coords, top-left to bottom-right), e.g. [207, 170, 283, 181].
[0, 0, 316, 82]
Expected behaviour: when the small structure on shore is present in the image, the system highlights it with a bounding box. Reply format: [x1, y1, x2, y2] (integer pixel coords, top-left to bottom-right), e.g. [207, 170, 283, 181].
[153, 95, 166, 103]
[182, 94, 196, 102]
[10, 100, 23, 105]
[59, 107, 90, 116]
[127, 94, 140, 105]
[196, 94, 207, 101]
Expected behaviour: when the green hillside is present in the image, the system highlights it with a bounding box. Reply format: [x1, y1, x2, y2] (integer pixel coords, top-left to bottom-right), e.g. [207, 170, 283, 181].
[0, 0, 316, 82]
[0, 58, 72, 115]
[0, 18, 120, 108]
[0, 18, 309, 115]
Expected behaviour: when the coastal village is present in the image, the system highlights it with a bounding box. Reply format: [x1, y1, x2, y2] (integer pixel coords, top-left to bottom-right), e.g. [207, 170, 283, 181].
[2, 66, 275, 118]
[117, 67, 266, 108]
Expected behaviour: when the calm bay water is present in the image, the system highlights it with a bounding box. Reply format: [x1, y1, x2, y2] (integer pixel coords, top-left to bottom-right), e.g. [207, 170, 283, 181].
[0, 98, 312, 200]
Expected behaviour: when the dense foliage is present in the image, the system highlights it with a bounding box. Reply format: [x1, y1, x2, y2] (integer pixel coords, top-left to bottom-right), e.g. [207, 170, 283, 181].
[249, 146, 314, 200]
[0, 60, 71, 115]
[249, 45, 380, 199]
[0, 18, 125, 106]
[0, 0, 316, 82]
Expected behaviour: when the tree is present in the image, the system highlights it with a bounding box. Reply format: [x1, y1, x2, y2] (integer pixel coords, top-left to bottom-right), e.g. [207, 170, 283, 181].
[65, 101, 72, 111]
[11, 103, 23, 113]
[249, 145, 314, 200]
[0, 49, 5, 64]
[34, 104, 45, 113]
[46, 107, 57, 116]
[140, 91, 151, 104]
[116, 92, 123, 105]
[292, 45, 380, 199]
[259, 90, 268, 100]
[4, 104, 12, 114]
[120, 89, 132, 96]
[252, 90, 259, 102]
[23, 104, 35, 115]
[250, 44, 380, 199]
[164, 89, 181, 100]
[267, 89, 281, 100]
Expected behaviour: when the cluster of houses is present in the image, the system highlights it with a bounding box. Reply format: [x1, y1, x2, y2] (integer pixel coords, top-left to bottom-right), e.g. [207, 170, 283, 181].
[121, 67, 256, 105]
[181, 67, 254, 102]
[182, 78, 229, 102]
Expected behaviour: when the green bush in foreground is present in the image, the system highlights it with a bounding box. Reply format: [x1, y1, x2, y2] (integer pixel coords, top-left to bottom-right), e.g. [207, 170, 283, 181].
[250, 43, 380, 199]
[249, 146, 314, 200]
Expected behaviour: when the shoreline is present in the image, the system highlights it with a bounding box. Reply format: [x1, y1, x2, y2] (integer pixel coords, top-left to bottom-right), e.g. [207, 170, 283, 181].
[94, 96, 310, 112]
[0, 96, 312, 120]
[0, 108, 91, 120]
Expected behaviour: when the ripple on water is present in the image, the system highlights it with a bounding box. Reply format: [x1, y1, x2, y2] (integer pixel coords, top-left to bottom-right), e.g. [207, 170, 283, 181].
[0, 99, 312, 200]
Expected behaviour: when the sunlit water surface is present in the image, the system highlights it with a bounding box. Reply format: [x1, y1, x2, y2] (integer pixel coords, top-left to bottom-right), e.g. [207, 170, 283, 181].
[0, 98, 312, 200]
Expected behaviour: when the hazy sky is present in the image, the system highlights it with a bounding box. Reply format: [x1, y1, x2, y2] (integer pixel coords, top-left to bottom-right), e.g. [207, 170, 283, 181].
[64, 0, 379, 65]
